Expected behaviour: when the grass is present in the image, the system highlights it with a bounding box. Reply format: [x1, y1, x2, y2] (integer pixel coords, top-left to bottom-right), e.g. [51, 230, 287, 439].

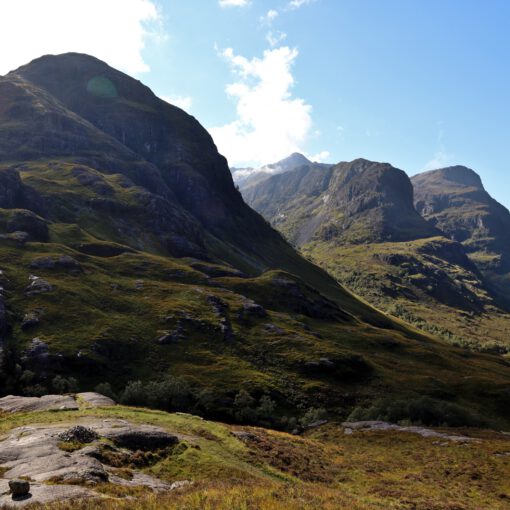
[301, 237, 510, 351]
[2, 161, 510, 429]
[1, 406, 509, 510]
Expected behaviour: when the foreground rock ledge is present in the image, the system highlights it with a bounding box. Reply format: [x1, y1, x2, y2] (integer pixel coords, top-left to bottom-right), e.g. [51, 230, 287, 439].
[0, 417, 189, 507]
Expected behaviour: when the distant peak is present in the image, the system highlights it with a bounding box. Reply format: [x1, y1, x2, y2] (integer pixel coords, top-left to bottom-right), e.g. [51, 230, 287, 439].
[417, 165, 484, 190]
[277, 152, 311, 166]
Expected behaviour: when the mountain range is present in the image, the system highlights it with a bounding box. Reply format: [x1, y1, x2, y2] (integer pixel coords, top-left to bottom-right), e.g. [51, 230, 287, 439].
[241, 157, 510, 351]
[0, 53, 510, 429]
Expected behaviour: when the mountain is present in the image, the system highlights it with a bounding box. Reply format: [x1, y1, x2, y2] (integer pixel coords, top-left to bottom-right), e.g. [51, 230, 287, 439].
[412, 166, 510, 302]
[244, 157, 510, 350]
[232, 153, 328, 190]
[1, 54, 510, 428]
[244, 158, 440, 245]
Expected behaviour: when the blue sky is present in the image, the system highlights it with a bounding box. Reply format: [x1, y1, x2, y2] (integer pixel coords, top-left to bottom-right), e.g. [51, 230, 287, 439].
[0, 0, 509, 207]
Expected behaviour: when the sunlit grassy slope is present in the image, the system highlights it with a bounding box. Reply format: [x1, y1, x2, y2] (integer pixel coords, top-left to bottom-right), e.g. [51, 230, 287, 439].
[1, 405, 509, 510]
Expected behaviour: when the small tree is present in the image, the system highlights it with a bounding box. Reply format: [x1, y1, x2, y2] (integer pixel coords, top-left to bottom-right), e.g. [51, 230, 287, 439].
[299, 407, 327, 428]
[233, 389, 256, 422]
[256, 394, 276, 420]
[94, 382, 117, 401]
[120, 381, 147, 406]
[52, 375, 78, 394]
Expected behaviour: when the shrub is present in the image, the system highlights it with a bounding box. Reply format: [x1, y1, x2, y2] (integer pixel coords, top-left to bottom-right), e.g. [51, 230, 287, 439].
[120, 381, 147, 406]
[348, 396, 485, 427]
[233, 389, 256, 421]
[257, 395, 276, 419]
[299, 407, 327, 428]
[52, 375, 78, 394]
[94, 382, 117, 400]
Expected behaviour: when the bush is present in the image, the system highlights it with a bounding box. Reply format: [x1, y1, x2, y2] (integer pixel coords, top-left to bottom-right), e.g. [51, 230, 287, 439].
[233, 389, 256, 422]
[299, 407, 327, 428]
[94, 382, 117, 401]
[347, 396, 485, 428]
[52, 375, 78, 394]
[120, 381, 147, 406]
[120, 376, 192, 411]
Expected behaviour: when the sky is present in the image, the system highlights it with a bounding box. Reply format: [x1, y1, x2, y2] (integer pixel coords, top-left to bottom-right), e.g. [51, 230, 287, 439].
[0, 0, 509, 208]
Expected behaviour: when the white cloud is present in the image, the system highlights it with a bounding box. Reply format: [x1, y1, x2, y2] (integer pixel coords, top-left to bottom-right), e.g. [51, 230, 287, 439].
[209, 46, 313, 167]
[260, 9, 279, 25]
[161, 95, 193, 111]
[0, 0, 160, 76]
[266, 31, 287, 47]
[219, 0, 250, 7]
[310, 151, 330, 163]
[287, 0, 317, 10]
[422, 151, 455, 171]
[422, 123, 454, 170]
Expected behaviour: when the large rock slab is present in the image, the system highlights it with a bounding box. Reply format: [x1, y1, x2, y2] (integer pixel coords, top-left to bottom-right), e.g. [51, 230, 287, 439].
[76, 392, 116, 408]
[342, 421, 478, 442]
[0, 417, 186, 504]
[0, 479, 97, 508]
[0, 395, 78, 413]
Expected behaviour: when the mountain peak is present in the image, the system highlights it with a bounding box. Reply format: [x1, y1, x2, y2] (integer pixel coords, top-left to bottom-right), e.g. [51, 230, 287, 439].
[415, 165, 484, 190]
[268, 152, 311, 171]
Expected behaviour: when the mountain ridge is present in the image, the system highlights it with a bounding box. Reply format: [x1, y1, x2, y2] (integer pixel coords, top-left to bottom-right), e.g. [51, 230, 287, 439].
[243, 156, 510, 349]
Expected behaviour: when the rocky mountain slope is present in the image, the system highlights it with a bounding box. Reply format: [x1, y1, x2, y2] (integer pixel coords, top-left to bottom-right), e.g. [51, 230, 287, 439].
[1, 54, 510, 429]
[413, 166, 510, 304]
[243, 158, 510, 350]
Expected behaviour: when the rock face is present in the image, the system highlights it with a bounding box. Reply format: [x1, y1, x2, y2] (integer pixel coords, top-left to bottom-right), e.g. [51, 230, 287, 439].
[243, 158, 439, 245]
[0, 394, 78, 413]
[412, 166, 510, 301]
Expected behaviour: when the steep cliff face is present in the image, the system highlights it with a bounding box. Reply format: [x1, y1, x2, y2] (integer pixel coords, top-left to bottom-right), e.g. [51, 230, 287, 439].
[412, 166, 510, 301]
[244, 158, 439, 245]
[13, 53, 239, 228]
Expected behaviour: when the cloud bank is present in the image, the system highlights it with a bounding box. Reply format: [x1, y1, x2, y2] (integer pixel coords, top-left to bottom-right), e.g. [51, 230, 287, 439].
[0, 0, 160, 75]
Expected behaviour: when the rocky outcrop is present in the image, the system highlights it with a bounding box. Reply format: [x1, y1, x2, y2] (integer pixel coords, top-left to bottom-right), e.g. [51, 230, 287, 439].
[30, 255, 82, 272]
[342, 421, 478, 442]
[0, 394, 78, 413]
[2, 210, 48, 242]
[76, 392, 116, 408]
[0, 417, 185, 501]
[108, 428, 179, 451]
